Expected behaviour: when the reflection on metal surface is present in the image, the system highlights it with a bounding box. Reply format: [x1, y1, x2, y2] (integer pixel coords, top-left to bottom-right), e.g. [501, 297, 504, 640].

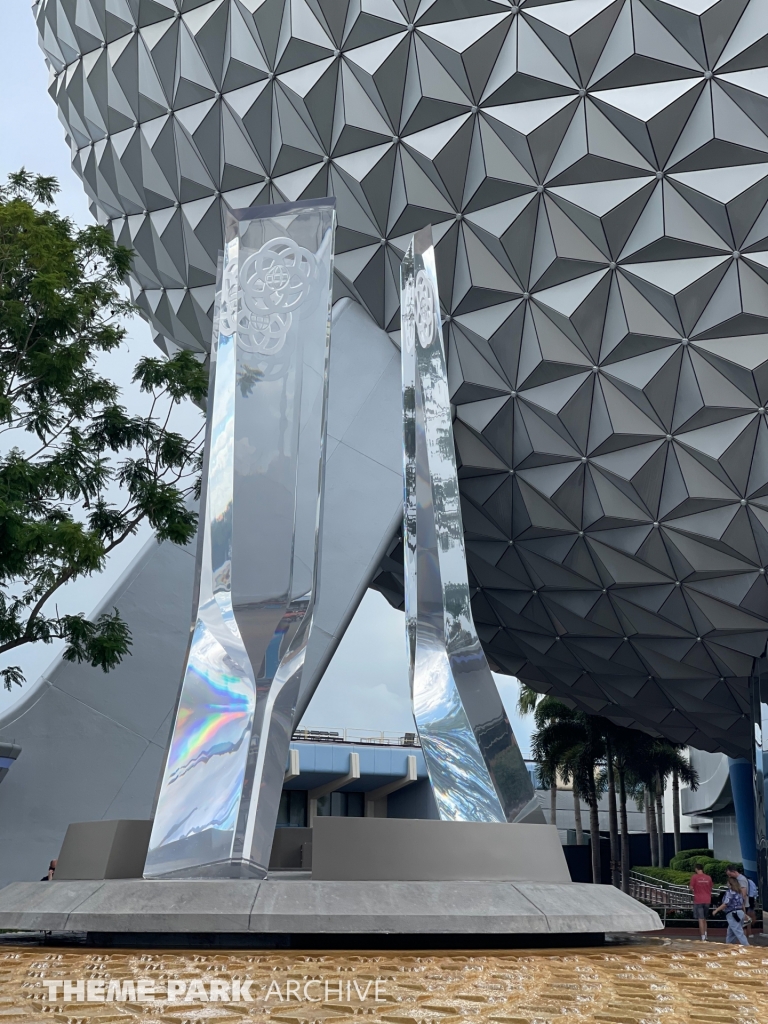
[145, 199, 336, 879]
[401, 226, 537, 824]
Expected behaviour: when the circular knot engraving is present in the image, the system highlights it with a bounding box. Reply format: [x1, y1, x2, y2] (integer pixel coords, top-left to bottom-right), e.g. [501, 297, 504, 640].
[415, 269, 436, 348]
[402, 273, 416, 354]
[238, 237, 317, 355]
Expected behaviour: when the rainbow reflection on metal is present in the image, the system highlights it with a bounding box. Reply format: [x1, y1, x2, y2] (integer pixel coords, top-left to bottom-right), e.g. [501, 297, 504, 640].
[401, 226, 540, 824]
[154, 621, 254, 843]
[145, 199, 336, 879]
[165, 631, 253, 785]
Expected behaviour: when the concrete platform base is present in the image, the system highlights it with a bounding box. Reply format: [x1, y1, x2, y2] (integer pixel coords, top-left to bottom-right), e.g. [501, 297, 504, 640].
[0, 876, 661, 937]
[310, 818, 569, 882]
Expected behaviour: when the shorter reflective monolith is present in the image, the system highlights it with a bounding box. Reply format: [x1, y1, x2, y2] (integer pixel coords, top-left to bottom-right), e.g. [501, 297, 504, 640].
[401, 225, 539, 824]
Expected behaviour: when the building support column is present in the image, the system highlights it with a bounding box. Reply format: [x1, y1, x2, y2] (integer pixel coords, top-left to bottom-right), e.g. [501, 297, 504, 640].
[284, 749, 300, 783]
[308, 753, 360, 825]
[364, 755, 418, 817]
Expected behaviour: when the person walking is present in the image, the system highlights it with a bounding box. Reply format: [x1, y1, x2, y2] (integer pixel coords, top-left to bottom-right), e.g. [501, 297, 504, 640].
[726, 865, 749, 902]
[747, 876, 758, 930]
[689, 863, 713, 940]
[713, 877, 749, 945]
[727, 865, 751, 938]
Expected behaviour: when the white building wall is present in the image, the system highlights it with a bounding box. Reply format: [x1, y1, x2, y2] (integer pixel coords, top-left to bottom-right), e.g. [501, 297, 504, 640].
[538, 787, 646, 834]
[0, 533, 195, 884]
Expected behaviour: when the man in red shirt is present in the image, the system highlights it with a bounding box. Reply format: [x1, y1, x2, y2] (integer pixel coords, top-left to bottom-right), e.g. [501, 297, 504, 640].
[690, 863, 714, 940]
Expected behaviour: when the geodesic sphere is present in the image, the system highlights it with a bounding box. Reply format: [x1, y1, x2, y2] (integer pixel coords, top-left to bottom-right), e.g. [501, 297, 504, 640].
[37, 0, 768, 754]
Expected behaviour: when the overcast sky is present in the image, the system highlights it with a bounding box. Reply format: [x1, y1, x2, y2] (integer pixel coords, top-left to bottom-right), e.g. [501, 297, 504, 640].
[0, 4, 535, 755]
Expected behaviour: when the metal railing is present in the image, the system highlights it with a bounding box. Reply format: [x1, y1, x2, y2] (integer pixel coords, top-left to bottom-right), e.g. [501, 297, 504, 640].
[290, 729, 538, 758]
[630, 871, 694, 909]
[629, 870, 727, 911]
[291, 727, 421, 747]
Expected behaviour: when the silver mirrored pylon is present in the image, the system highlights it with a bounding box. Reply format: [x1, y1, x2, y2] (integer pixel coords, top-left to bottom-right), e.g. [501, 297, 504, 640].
[145, 198, 335, 879]
[401, 226, 539, 824]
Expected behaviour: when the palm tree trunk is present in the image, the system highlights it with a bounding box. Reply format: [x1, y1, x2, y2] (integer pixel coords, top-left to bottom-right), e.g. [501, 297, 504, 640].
[648, 786, 658, 867]
[572, 785, 584, 845]
[655, 772, 665, 867]
[672, 767, 681, 856]
[618, 765, 630, 893]
[645, 792, 651, 839]
[587, 774, 601, 884]
[606, 738, 620, 887]
[550, 782, 557, 827]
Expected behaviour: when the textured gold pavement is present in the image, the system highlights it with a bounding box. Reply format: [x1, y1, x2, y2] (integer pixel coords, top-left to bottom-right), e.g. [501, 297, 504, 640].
[1, 943, 768, 1024]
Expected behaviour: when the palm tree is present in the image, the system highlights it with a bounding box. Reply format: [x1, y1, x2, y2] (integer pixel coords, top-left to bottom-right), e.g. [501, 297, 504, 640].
[655, 771, 665, 866]
[531, 700, 606, 883]
[536, 759, 558, 827]
[516, 684, 558, 828]
[610, 730, 650, 893]
[519, 684, 587, 847]
[624, 743, 660, 867]
[622, 737, 697, 868]
[603, 731, 620, 888]
[573, 713, 607, 884]
[650, 741, 698, 862]
[524, 685, 698, 887]
[516, 683, 541, 717]
[620, 769, 645, 892]
[648, 784, 659, 866]
[672, 766, 683, 855]
[572, 777, 585, 846]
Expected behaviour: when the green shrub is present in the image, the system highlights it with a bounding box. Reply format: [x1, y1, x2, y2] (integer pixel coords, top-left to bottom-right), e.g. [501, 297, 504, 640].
[669, 849, 713, 871]
[700, 859, 740, 885]
[635, 859, 740, 887]
[634, 866, 692, 886]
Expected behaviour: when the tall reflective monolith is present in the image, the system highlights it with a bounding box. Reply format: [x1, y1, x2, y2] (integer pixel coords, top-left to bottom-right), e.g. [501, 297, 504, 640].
[145, 199, 335, 878]
[401, 226, 539, 824]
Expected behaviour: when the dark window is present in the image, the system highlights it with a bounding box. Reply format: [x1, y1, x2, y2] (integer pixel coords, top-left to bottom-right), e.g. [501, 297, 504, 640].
[277, 789, 307, 826]
[346, 792, 364, 817]
[315, 793, 331, 816]
[315, 791, 364, 817]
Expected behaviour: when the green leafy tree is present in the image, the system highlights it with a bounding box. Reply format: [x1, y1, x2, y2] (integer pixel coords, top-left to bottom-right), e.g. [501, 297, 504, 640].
[0, 170, 207, 689]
